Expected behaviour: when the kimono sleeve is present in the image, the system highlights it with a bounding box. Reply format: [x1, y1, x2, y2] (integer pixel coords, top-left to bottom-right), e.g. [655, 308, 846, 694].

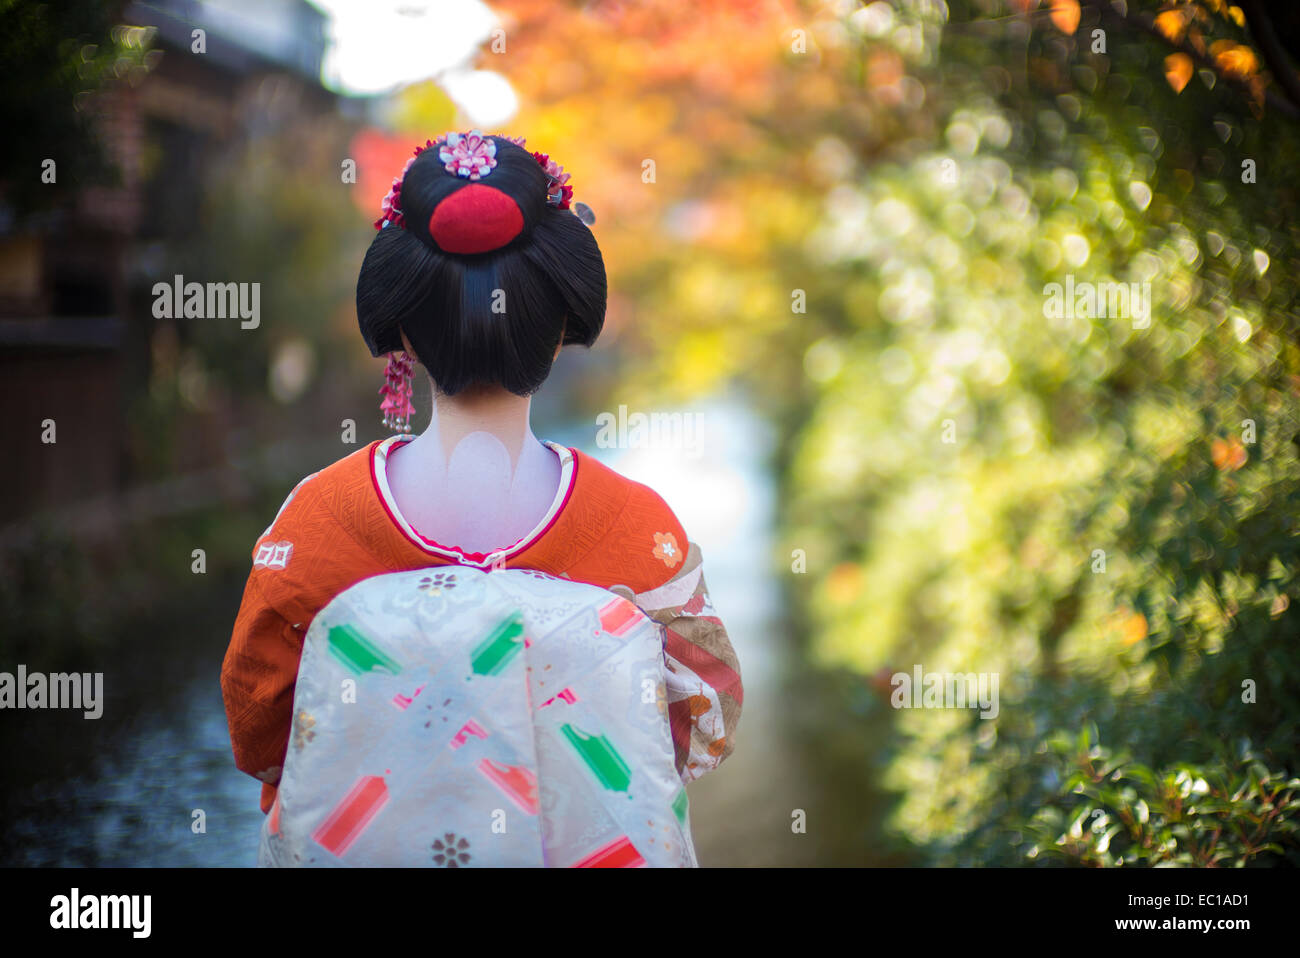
[220, 471, 319, 812]
[634, 542, 743, 783]
[220, 571, 303, 810]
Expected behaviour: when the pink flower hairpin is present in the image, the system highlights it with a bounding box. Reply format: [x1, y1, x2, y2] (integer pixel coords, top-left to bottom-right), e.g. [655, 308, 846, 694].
[375, 155, 417, 230]
[533, 151, 573, 209]
[438, 130, 497, 180]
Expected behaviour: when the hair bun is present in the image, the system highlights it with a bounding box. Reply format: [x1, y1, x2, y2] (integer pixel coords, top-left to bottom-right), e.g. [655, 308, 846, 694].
[358, 132, 606, 397]
[396, 135, 549, 256]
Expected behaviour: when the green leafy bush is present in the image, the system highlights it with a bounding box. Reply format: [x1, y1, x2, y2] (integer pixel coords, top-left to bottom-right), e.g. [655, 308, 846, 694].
[1026, 727, 1300, 867]
[768, 0, 1300, 865]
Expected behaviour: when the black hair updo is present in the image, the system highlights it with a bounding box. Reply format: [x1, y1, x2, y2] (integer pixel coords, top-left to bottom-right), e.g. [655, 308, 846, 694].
[356, 134, 606, 397]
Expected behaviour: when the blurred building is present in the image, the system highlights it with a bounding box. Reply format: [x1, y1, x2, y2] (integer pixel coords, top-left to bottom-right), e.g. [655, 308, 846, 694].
[0, 0, 333, 526]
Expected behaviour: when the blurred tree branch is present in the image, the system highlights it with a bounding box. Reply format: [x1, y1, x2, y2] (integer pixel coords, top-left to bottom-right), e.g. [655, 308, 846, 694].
[1239, 0, 1300, 115]
[1079, 0, 1300, 121]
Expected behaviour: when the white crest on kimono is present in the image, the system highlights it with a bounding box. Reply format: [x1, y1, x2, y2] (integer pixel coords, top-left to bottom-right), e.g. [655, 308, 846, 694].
[253, 540, 294, 570]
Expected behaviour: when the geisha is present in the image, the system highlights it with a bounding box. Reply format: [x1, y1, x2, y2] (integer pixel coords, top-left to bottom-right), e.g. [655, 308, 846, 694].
[219, 131, 743, 867]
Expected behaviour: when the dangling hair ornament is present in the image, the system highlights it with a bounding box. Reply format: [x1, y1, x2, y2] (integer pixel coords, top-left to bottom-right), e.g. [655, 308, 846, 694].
[374, 130, 596, 231]
[379, 350, 416, 433]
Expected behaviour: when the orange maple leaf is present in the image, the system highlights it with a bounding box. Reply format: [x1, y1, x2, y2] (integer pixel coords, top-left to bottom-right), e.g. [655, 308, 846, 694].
[1211, 437, 1248, 471]
[1050, 0, 1080, 35]
[1108, 606, 1148, 646]
[1154, 10, 1187, 43]
[1121, 611, 1148, 646]
[1165, 53, 1194, 93]
[1211, 40, 1259, 81]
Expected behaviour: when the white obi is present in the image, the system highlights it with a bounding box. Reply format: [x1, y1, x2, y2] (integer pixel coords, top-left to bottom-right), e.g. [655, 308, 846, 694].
[258, 567, 696, 867]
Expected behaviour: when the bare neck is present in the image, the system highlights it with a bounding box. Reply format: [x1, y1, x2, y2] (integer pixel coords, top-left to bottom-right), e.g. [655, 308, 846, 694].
[383, 380, 562, 555]
[423, 383, 537, 463]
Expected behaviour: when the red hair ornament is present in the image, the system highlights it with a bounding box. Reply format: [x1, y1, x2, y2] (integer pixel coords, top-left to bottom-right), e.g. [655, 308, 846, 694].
[372, 131, 596, 429]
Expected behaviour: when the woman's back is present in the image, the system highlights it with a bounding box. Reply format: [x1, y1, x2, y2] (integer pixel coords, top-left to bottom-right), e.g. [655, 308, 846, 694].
[222, 435, 743, 823]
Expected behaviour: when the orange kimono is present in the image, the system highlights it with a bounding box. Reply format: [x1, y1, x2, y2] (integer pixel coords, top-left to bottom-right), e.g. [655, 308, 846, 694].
[221, 435, 743, 813]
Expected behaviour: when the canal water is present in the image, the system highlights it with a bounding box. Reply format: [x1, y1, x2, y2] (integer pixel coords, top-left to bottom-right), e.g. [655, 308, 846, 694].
[2, 398, 822, 866]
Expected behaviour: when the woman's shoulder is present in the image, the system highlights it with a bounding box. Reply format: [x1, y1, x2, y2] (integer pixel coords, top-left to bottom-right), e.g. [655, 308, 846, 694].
[246, 441, 390, 616]
[557, 449, 691, 593]
[257, 441, 379, 539]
